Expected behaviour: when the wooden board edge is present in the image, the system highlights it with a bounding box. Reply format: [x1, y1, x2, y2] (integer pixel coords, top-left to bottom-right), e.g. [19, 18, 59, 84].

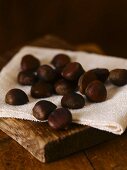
[44, 127, 116, 162]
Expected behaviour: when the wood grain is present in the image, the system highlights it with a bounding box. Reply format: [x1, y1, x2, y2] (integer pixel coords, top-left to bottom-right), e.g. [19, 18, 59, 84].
[0, 36, 115, 163]
[0, 130, 93, 170]
[0, 118, 115, 163]
[85, 131, 127, 170]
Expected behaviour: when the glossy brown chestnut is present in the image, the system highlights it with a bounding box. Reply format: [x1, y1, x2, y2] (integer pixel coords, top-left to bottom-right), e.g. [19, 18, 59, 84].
[33, 100, 57, 120]
[17, 71, 37, 85]
[89, 68, 109, 82]
[78, 71, 97, 94]
[61, 92, 85, 109]
[5, 88, 29, 105]
[51, 53, 71, 69]
[21, 54, 40, 71]
[85, 80, 107, 102]
[109, 69, 127, 86]
[31, 81, 54, 98]
[48, 108, 72, 130]
[37, 65, 57, 82]
[54, 79, 75, 95]
[61, 62, 84, 81]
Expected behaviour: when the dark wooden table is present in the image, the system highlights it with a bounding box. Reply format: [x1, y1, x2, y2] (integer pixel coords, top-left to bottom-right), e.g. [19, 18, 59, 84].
[0, 36, 127, 170]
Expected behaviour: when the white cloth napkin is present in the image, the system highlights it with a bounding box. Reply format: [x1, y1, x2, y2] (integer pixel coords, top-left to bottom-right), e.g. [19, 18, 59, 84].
[0, 46, 127, 135]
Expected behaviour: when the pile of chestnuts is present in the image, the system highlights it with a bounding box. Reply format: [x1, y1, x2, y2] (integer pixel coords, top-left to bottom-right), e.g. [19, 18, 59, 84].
[5, 53, 127, 130]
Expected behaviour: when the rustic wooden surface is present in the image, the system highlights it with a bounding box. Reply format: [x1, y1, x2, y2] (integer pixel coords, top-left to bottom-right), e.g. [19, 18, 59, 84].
[0, 36, 126, 169]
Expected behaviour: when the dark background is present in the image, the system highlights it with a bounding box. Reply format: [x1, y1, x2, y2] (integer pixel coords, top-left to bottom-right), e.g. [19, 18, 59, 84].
[0, 0, 127, 57]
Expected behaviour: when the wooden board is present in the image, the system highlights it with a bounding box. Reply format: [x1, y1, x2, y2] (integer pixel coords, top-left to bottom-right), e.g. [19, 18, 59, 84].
[0, 35, 116, 163]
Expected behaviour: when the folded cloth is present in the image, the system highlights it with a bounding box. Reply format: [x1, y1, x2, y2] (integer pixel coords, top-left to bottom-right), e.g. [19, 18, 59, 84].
[0, 46, 127, 135]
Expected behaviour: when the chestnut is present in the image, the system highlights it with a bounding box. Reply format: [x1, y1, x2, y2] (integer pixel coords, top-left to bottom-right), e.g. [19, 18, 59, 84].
[17, 70, 37, 85]
[5, 88, 29, 105]
[31, 81, 54, 98]
[89, 68, 109, 82]
[33, 100, 57, 120]
[85, 80, 107, 102]
[21, 54, 40, 71]
[54, 79, 75, 95]
[109, 69, 127, 86]
[48, 108, 72, 130]
[37, 65, 57, 82]
[61, 92, 85, 109]
[61, 62, 85, 81]
[51, 53, 71, 69]
[78, 71, 97, 94]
